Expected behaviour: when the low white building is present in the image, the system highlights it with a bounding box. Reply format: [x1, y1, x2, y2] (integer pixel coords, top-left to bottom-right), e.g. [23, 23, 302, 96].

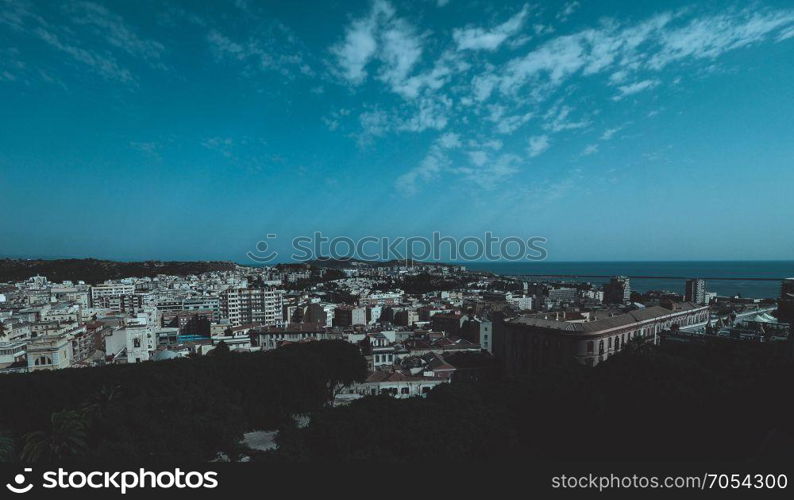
[27, 333, 73, 372]
[344, 371, 447, 399]
[253, 324, 331, 351]
[0, 340, 26, 368]
[104, 313, 157, 364]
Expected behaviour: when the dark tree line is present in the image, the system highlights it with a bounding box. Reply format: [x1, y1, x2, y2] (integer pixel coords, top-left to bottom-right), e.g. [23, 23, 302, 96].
[374, 273, 468, 294]
[488, 279, 525, 293]
[0, 259, 237, 284]
[5, 335, 792, 464]
[265, 340, 794, 462]
[0, 340, 367, 463]
[280, 269, 347, 291]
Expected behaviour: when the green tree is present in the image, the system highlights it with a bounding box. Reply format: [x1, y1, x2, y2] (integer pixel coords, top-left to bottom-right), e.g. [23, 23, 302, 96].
[0, 430, 15, 462]
[209, 340, 230, 356]
[21, 410, 88, 463]
[81, 385, 122, 421]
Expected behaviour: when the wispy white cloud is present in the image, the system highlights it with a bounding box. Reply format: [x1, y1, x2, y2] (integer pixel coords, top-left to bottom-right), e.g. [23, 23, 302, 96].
[557, 1, 580, 22]
[377, 18, 423, 93]
[453, 4, 530, 51]
[499, 31, 590, 94]
[327, 1, 794, 197]
[527, 135, 550, 157]
[357, 108, 391, 146]
[468, 150, 488, 166]
[0, 0, 167, 84]
[540, 168, 582, 202]
[543, 103, 589, 132]
[201, 136, 236, 158]
[129, 141, 161, 159]
[600, 126, 622, 141]
[390, 50, 464, 99]
[508, 168, 584, 208]
[494, 6, 794, 99]
[482, 138, 503, 150]
[0, 45, 66, 88]
[34, 26, 134, 83]
[0, 47, 26, 83]
[613, 79, 659, 100]
[397, 95, 451, 132]
[581, 143, 599, 156]
[208, 23, 314, 78]
[331, 0, 461, 102]
[454, 153, 522, 189]
[200, 136, 281, 172]
[395, 128, 526, 195]
[68, 2, 165, 64]
[471, 71, 499, 102]
[437, 132, 462, 148]
[487, 106, 533, 134]
[395, 132, 459, 195]
[330, 0, 394, 85]
[647, 9, 794, 70]
[355, 94, 451, 144]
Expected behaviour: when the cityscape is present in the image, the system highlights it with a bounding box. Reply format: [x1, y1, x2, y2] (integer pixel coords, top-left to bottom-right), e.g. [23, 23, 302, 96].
[1, 259, 792, 463]
[2, 260, 792, 377]
[1, 0, 794, 495]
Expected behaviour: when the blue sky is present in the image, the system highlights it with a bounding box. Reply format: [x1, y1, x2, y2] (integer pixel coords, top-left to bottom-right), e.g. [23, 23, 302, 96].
[1, 0, 793, 262]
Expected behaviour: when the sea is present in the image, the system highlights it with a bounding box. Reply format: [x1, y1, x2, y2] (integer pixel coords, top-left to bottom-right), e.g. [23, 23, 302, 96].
[464, 261, 794, 300]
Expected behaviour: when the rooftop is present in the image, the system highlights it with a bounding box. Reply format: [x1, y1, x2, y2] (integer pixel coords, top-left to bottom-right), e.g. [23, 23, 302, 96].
[508, 302, 707, 334]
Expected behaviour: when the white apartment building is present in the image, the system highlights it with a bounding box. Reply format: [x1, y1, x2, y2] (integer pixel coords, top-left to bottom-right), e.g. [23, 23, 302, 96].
[90, 283, 135, 307]
[104, 313, 157, 364]
[220, 287, 284, 327]
[509, 295, 534, 311]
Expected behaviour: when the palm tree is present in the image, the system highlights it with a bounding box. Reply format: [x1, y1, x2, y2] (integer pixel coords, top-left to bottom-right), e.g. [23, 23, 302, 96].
[21, 410, 88, 463]
[0, 430, 15, 462]
[81, 385, 121, 421]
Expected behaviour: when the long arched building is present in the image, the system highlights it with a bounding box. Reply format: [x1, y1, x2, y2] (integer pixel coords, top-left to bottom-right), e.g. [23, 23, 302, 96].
[494, 302, 710, 375]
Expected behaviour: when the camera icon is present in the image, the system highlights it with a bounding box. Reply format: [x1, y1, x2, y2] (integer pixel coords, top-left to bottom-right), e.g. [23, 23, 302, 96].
[6, 468, 33, 494]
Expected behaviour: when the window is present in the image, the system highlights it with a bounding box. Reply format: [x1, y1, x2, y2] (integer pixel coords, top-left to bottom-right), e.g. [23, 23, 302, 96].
[587, 341, 594, 353]
[400, 387, 409, 394]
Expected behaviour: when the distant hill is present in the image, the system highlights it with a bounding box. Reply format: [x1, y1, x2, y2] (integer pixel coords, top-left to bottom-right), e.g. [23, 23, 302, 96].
[0, 258, 238, 284]
[304, 258, 460, 269]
